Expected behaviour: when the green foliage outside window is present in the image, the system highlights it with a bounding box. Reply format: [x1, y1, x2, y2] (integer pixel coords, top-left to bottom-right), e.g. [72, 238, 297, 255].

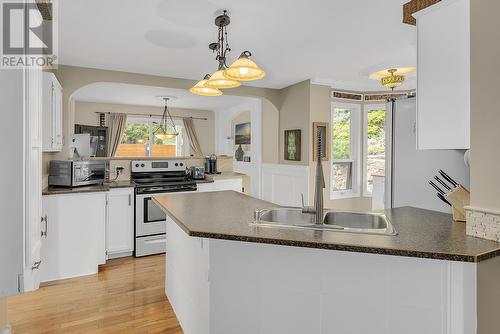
[121, 123, 149, 144]
[332, 109, 351, 160]
[367, 110, 385, 155]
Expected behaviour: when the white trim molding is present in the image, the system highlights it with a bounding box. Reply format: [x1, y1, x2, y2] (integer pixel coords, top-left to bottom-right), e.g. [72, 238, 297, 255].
[465, 206, 500, 242]
[260, 163, 309, 207]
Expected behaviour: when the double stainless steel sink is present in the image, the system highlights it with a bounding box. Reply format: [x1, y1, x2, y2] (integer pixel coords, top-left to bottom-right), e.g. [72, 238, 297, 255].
[252, 208, 397, 236]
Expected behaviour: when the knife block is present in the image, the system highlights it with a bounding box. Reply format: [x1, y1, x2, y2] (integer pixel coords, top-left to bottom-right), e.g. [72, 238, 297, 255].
[445, 186, 470, 222]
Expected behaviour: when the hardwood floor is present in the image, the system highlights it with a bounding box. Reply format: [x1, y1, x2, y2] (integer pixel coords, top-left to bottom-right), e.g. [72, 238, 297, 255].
[7, 255, 183, 334]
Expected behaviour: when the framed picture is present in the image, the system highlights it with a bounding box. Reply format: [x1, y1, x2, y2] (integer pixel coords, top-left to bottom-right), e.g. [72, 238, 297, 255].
[284, 129, 301, 161]
[235, 122, 251, 145]
[312, 122, 330, 161]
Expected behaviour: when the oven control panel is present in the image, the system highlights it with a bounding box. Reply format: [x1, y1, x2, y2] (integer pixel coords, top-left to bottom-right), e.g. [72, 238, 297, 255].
[131, 160, 186, 172]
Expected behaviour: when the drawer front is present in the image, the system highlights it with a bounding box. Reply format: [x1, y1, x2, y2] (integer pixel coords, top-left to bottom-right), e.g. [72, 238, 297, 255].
[135, 234, 166, 257]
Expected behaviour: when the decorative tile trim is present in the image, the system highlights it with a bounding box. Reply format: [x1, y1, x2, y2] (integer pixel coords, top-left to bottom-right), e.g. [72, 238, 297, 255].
[331, 91, 363, 101]
[465, 206, 500, 242]
[364, 92, 412, 101]
[36, 0, 52, 21]
[403, 0, 441, 25]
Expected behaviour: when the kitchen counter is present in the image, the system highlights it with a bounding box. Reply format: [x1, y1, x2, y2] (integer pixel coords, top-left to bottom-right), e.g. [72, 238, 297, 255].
[195, 172, 245, 184]
[154, 190, 500, 262]
[42, 180, 135, 195]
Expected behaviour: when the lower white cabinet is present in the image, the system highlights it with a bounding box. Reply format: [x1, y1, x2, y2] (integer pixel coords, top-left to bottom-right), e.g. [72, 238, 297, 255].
[197, 179, 243, 193]
[106, 187, 134, 259]
[41, 192, 106, 282]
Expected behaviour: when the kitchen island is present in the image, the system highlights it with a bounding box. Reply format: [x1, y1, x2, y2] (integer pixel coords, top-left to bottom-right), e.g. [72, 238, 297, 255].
[154, 191, 500, 334]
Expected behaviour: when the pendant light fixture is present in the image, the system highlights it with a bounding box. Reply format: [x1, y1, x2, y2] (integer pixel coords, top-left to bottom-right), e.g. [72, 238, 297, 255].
[190, 10, 266, 96]
[154, 97, 178, 141]
[224, 51, 266, 81]
[189, 74, 223, 96]
[380, 69, 405, 90]
[369, 67, 415, 91]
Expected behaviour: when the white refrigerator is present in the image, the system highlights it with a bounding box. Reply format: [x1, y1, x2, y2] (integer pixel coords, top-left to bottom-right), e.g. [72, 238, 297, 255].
[385, 97, 470, 213]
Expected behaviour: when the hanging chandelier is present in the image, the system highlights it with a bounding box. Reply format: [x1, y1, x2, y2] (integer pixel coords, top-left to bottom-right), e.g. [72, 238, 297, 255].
[153, 98, 178, 141]
[190, 10, 266, 96]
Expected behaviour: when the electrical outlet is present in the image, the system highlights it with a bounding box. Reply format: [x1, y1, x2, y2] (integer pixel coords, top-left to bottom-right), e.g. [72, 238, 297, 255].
[115, 166, 125, 176]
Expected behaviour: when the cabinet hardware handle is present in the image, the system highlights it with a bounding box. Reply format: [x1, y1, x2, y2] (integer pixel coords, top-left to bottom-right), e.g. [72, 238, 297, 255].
[41, 215, 48, 237]
[31, 261, 42, 270]
[129, 194, 132, 206]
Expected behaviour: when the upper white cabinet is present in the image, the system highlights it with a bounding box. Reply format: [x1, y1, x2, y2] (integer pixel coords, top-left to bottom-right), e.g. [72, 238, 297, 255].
[42, 72, 63, 152]
[106, 187, 134, 258]
[416, 0, 470, 150]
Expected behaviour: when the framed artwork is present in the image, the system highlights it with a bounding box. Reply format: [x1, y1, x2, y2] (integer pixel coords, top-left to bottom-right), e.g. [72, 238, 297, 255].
[312, 122, 330, 161]
[284, 129, 301, 161]
[235, 122, 251, 144]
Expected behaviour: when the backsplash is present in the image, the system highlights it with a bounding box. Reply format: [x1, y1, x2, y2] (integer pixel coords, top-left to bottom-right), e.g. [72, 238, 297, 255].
[42, 155, 235, 188]
[466, 206, 500, 242]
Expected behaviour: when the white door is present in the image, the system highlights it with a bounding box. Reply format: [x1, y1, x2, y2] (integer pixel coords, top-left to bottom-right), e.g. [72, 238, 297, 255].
[106, 188, 134, 257]
[23, 67, 43, 292]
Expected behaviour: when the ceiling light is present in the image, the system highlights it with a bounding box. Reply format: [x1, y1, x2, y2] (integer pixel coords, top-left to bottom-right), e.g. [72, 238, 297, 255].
[381, 69, 405, 90]
[205, 69, 241, 89]
[153, 98, 178, 140]
[369, 67, 415, 90]
[189, 74, 223, 96]
[189, 10, 266, 96]
[224, 51, 266, 81]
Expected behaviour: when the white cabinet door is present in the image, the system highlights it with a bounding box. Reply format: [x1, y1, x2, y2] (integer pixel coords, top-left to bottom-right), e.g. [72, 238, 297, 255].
[197, 179, 243, 193]
[41, 192, 106, 282]
[42, 72, 63, 152]
[416, 0, 470, 149]
[106, 188, 134, 258]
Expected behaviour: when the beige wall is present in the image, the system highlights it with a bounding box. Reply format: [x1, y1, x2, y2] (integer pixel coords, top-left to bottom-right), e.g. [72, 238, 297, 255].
[74, 101, 215, 157]
[261, 99, 279, 164]
[43, 65, 280, 161]
[308, 84, 372, 211]
[278, 80, 311, 165]
[470, 0, 500, 211]
[42, 65, 281, 186]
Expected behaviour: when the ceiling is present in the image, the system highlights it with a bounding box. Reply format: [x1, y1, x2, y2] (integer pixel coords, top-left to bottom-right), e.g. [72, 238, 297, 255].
[59, 0, 417, 90]
[74, 83, 253, 110]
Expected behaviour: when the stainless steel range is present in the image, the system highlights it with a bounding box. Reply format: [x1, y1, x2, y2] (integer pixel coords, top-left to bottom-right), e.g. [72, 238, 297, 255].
[132, 160, 197, 257]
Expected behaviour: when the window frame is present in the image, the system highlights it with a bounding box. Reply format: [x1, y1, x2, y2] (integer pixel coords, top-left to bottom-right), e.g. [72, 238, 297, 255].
[362, 103, 387, 197]
[330, 102, 361, 199]
[117, 116, 189, 158]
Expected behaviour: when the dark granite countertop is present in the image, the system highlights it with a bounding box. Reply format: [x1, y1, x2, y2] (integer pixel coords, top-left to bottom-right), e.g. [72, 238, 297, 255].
[42, 180, 135, 195]
[153, 190, 500, 263]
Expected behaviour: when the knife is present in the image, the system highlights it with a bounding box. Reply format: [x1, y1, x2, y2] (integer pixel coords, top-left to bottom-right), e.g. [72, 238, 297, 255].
[429, 180, 445, 195]
[439, 170, 459, 188]
[434, 176, 451, 191]
[437, 193, 452, 206]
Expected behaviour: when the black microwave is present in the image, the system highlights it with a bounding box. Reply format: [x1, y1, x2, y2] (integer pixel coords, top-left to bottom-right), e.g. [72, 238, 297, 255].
[48, 160, 109, 187]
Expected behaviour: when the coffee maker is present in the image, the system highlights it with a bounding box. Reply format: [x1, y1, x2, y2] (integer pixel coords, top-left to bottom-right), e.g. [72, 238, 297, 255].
[204, 154, 219, 174]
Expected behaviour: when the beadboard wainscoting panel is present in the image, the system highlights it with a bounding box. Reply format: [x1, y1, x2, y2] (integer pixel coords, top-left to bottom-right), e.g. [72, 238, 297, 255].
[260, 164, 309, 207]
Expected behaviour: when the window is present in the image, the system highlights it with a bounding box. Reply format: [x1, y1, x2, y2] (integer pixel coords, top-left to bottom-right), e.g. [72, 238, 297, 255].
[116, 117, 189, 157]
[330, 102, 360, 199]
[363, 105, 386, 195]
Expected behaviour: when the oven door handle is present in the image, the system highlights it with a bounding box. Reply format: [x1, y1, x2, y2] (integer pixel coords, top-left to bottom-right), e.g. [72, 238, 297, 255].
[144, 238, 165, 245]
